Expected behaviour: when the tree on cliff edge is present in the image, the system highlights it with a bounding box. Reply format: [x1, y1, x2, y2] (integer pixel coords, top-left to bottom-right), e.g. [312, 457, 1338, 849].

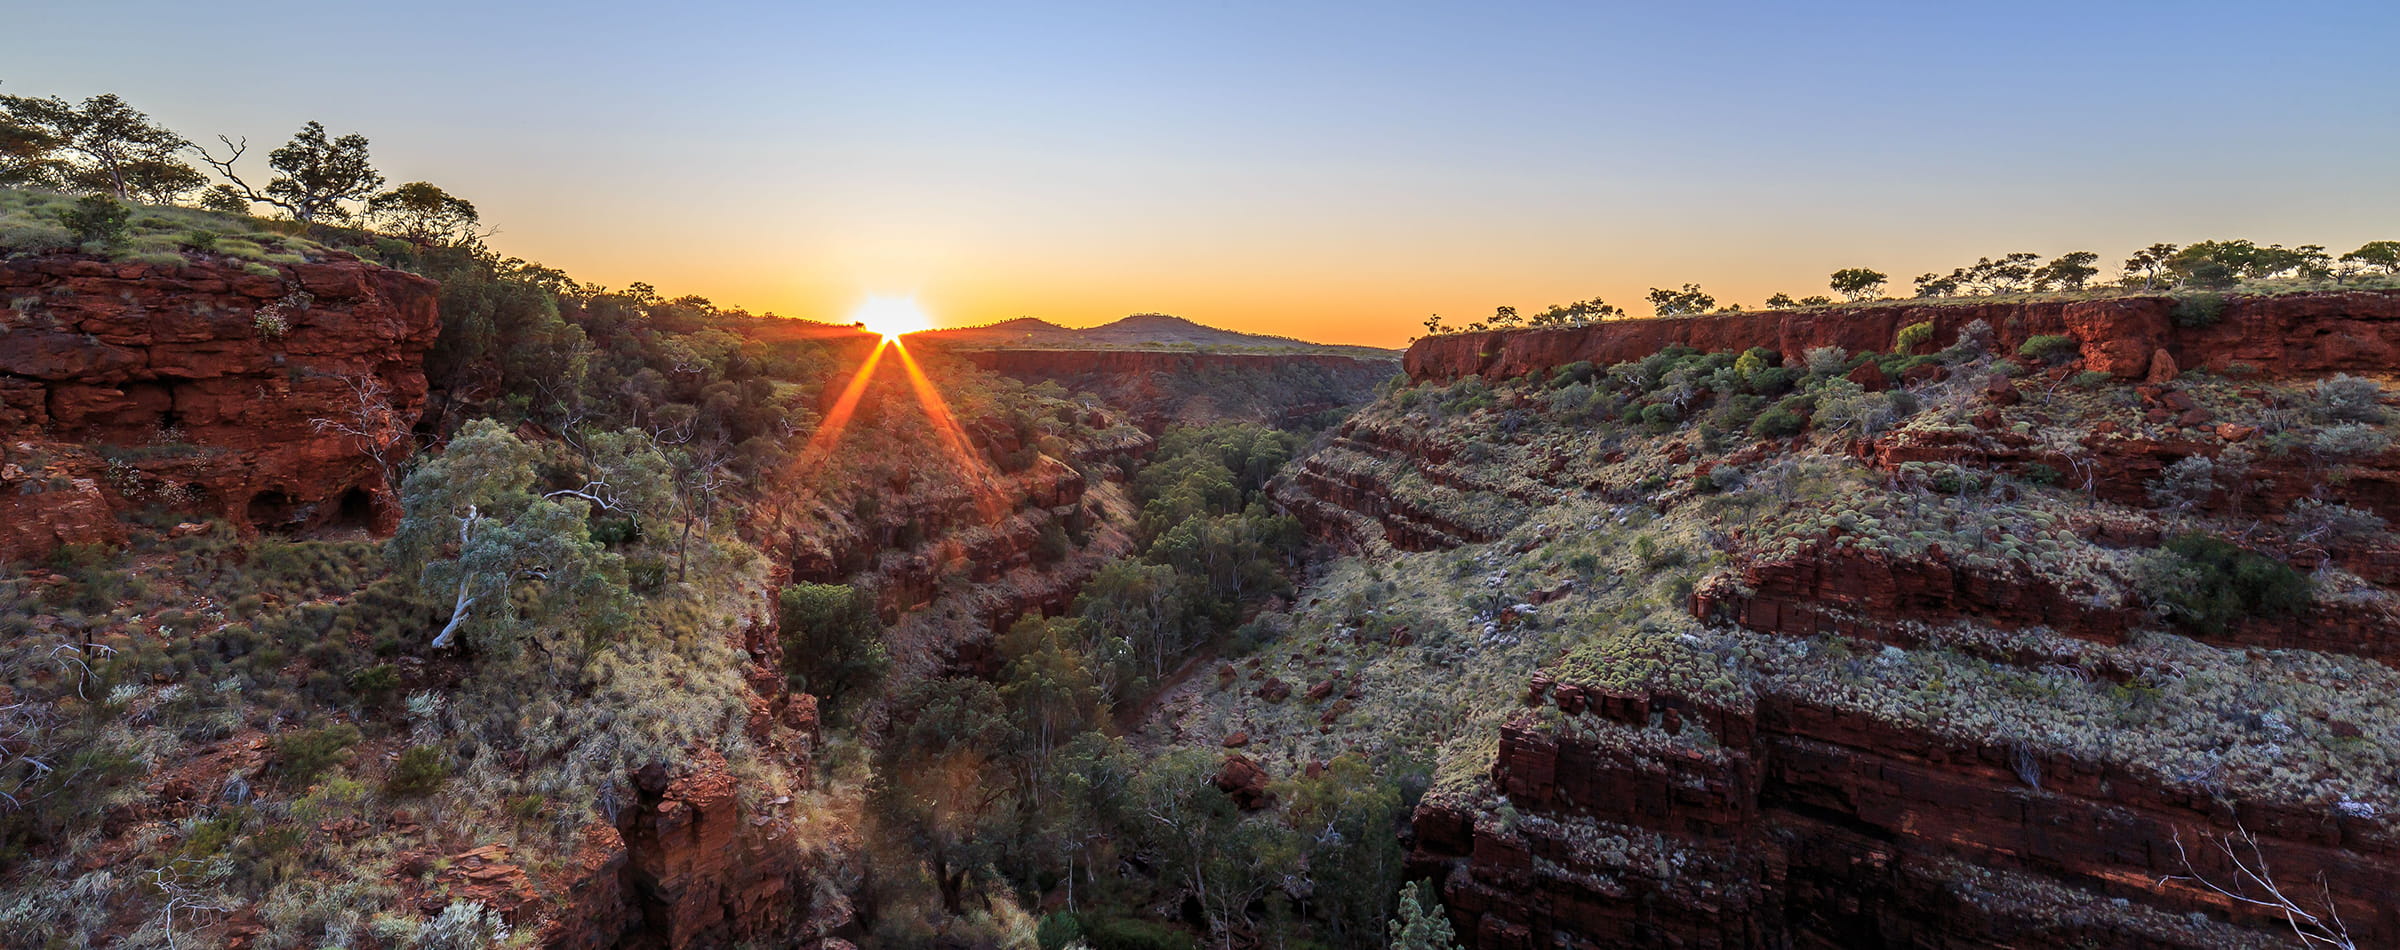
[196, 120, 385, 225]
[1646, 283, 1716, 317]
[0, 86, 204, 202]
[368, 180, 482, 246]
[1829, 267, 1887, 301]
[2341, 241, 2400, 276]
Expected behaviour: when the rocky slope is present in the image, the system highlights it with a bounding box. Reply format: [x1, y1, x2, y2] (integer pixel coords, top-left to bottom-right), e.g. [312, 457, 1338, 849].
[1176, 292, 2400, 948]
[0, 252, 441, 561]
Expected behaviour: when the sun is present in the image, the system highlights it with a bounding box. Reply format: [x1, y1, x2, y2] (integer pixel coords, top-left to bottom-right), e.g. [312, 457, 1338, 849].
[851, 294, 933, 340]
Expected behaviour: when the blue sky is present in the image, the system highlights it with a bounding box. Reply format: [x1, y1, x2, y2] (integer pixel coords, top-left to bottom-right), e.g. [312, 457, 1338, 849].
[8, 1, 2396, 344]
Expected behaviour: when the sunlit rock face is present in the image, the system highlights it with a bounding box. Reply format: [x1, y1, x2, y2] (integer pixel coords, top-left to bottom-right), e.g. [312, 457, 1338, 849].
[1403, 290, 2400, 385]
[0, 251, 441, 560]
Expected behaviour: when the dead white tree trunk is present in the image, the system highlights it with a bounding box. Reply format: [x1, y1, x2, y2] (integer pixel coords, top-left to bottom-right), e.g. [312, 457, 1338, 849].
[2165, 825, 2356, 949]
[429, 505, 481, 649]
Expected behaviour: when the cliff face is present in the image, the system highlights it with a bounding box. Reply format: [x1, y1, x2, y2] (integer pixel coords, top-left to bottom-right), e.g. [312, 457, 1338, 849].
[1414, 679, 2399, 949]
[952, 347, 1398, 430]
[0, 252, 441, 560]
[1405, 290, 2400, 385]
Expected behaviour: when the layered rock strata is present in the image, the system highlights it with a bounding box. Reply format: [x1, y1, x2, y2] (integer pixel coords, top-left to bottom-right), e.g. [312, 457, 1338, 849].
[0, 252, 441, 560]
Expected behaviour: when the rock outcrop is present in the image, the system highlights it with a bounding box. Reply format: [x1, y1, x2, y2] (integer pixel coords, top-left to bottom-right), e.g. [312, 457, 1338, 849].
[1414, 678, 2400, 949]
[0, 252, 441, 560]
[1405, 290, 2400, 386]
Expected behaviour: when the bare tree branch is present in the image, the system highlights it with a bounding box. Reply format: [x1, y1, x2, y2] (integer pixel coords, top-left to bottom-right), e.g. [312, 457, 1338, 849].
[2163, 825, 2356, 950]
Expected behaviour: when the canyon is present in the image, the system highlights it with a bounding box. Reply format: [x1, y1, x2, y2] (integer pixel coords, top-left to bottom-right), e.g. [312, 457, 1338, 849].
[12, 233, 2398, 950]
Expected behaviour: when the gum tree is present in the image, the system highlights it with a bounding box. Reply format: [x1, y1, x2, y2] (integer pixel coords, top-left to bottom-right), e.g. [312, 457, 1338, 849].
[1829, 267, 1887, 301]
[0, 88, 203, 202]
[196, 120, 385, 224]
[391, 418, 621, 650]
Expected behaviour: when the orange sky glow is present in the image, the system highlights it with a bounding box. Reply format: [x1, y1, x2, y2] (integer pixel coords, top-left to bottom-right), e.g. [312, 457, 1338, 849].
[7, 3, 2396, 349]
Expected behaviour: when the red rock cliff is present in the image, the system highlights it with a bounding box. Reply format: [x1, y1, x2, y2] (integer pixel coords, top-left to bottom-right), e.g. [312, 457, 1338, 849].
[0, 252, 440, 560]
[1405, 290, 2400, 384]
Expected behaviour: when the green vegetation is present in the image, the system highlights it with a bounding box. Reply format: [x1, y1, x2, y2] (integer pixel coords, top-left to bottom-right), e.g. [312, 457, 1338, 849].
[273, 724, 363, 784]
[1417, 238, 2399, 339]
[2172, 291, 2227, 327]
[383, 745, 450, 798]
[2016, 334, 2077, 362]
[1388, 881, 1462, 950]
[1646, 282, 1717, 316]
[0, 88, 202, 201]
[1831, 267, 1889, 301]
[778, 582, 887, 717]
[2140, 533, 2313, 635]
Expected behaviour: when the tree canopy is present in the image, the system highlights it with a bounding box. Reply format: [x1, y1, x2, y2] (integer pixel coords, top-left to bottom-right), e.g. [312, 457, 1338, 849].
[0, 89, 203, 202]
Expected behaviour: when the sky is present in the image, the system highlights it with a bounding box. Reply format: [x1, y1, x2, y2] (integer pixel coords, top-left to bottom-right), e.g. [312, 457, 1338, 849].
[6, 1, 2397, 347]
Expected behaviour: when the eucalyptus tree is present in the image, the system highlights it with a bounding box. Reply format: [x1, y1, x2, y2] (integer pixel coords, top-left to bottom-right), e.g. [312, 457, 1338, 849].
[0, 88, 203, 201]
[196, 120, 385, 224]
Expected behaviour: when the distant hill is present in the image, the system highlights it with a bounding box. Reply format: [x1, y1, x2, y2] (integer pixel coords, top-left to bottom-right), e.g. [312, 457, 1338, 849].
[912, 313, 1398, 360]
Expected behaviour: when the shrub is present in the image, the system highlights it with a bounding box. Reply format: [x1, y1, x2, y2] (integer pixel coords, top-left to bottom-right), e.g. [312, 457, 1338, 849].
[1750, 406, 1805, 438]
[273, 723, 362, 784]
[0, 217, 77, 253]
[1036, 912, 1084, 950]
[417, 901, 510, 950]
[1081, 915, 1199, 950]
[1733, 346, 1774, 377]
[383, 746, 449, 798]
[1707, 393, 1762, 433]
[1894, 321, 1934, 354]
[507, 793, 547, 821]
[2140, 533, 2310, 635]
[2313, 374, 2386, 423]
[1803, 345, 1848, 376]
[2146, 456, 2215, 512]
[57, 195, 131, 247]
[2312, 422, 2391, 459]
[2015, 334, 2077, 362]
[1548, 360, 1597, 387]
[2172, 292, 2226, 328]
[2290, 498, 2386, 543]
[1033, 520, 1071, 564]
[1812, 378, 1901, 435]
[1936, 319, 1994, 363]
[1746, 365, 1798, 396]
